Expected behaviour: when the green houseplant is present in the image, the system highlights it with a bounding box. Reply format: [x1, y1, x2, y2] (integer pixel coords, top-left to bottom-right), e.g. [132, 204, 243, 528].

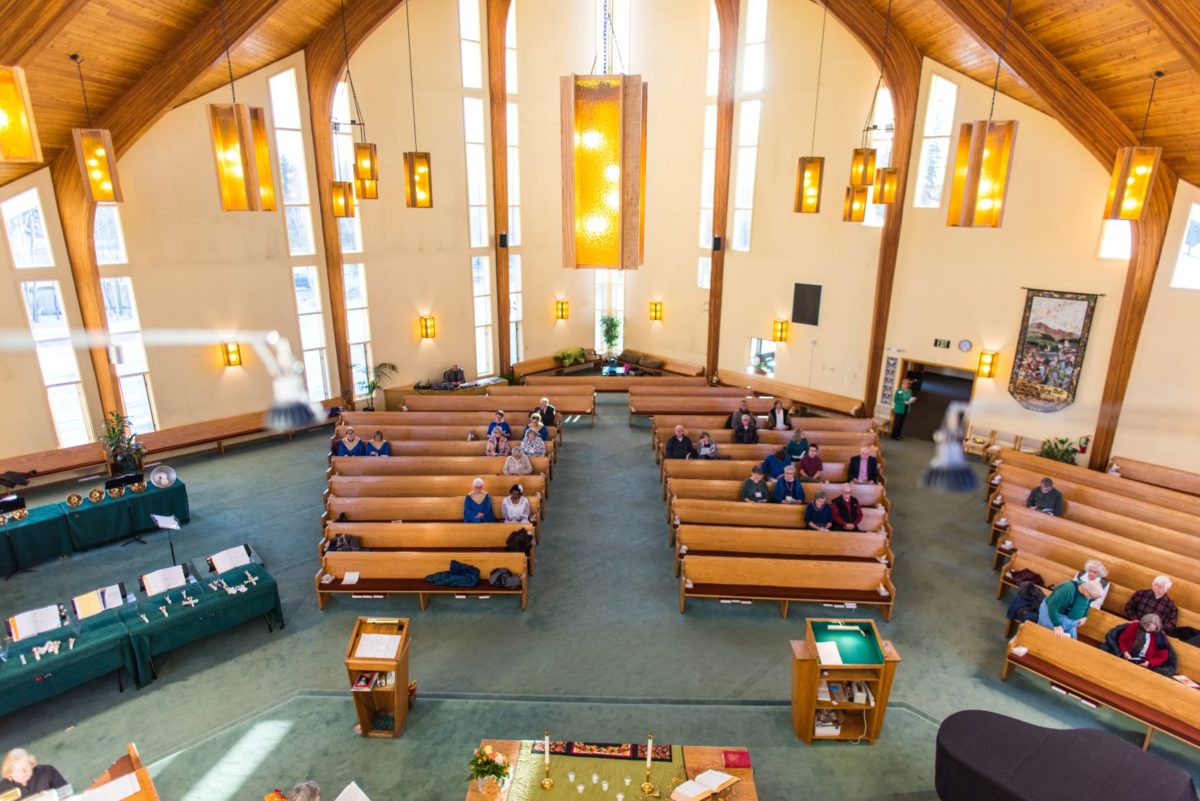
[362, 361, 398, 411]
[98, 411, 146, 476]
[600, 314, 622, 356]
[1038, 437, 1079, 465]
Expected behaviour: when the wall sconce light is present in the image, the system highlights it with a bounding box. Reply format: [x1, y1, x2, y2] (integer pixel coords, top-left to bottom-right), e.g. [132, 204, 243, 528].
[555, 300, 570, 320]
[649, 301, 663, 321]
[0, 66, 41, 163]
[331, 181, 356, 218]
[222, 342, 242, 367]
[842, 186, 868, 222]
[977, 350, 998, 378]
[419, 315, 436, 339]
[772, 319, 789, 342]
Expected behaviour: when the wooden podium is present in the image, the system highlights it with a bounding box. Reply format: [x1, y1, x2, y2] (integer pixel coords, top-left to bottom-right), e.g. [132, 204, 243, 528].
[345, 617, 410, 738]
[790, 618, 900, 745]
[83, 743, 160, 800]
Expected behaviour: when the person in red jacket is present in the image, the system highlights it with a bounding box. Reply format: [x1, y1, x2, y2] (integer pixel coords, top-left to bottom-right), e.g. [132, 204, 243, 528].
[831, 484, 863, 531]
[1101, 614, 1172, 671]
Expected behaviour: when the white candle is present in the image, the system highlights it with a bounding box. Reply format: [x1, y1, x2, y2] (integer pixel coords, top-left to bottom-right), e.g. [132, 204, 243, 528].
[544, 731, 550, 766]
[646, 734, 653, 769]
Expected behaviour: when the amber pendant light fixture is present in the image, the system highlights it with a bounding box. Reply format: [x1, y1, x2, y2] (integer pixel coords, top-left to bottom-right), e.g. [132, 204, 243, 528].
[69, 54, 122, 204]
[401, 0, 432, 208]
[844, 0, 895, 221]
[0, 65, 41, 163]
[336, 0, 380, 204]
[1103, 70, 1163, 222]
[794, 5, 827, 214]
[946, 0, 1018, 228]
[207, 0, 276, 212]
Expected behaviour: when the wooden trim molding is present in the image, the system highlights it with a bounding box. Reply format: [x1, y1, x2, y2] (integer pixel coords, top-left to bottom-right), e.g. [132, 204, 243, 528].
[306, 0, 405, 405]
[486, 0, 513, 376]
[705, 0, 739, 379]
[816, 0, 922, 415]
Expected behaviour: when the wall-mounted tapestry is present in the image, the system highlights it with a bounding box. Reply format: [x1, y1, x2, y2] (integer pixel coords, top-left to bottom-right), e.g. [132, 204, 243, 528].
[1009, 288, 1099, 412]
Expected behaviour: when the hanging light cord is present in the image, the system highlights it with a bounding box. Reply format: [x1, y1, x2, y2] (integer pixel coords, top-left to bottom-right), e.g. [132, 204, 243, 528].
[587, 0, 623, 75]
[1139, 70, 1164, 143]
[862, 0, 893, 145]
[809, 5, 827, 156]
[218, 0, 237, 103]
[987, 0, 1015, 124]
[608, 1, 626, 74]
[339, 0, 368, 140]
[405, 0, 418, 149]
[71, 55, 93, 127]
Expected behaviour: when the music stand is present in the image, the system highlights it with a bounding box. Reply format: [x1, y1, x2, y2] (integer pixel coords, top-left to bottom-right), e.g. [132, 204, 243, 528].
[150, 514, 181, 565]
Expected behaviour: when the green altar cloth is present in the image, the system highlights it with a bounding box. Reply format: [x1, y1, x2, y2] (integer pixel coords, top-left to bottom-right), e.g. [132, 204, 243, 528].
[0, 534, 13, 576]
[0, 608, 137, 717]
[810, 620, 884, 665]
[63, 481, 191, 550]
[4, 504, 74, 570]
[507, 741, 686, 801]
[118, 562, 283, 687]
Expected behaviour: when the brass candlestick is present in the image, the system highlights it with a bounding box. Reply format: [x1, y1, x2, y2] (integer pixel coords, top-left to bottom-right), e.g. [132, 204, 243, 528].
[641, 765, 655, 796]
[540, 763, 553, 790]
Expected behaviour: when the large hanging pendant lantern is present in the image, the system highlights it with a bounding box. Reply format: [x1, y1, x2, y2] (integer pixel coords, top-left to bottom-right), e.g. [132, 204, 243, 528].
[843, 186, 868, 222]
[1104, 71, 1163, 222]
[560, 73, 648, 269]
[0, 65, 41, 163]
[403, 151, 432, 209]
[947, 0, 1018, 229]
[794, 6, 827, 215]
[331, 181, 356, 218]
[873, 166, 899, 205]
[849, 148, 877, 188]
[355, 178, 379, 200]
[69, 55, 122, 203]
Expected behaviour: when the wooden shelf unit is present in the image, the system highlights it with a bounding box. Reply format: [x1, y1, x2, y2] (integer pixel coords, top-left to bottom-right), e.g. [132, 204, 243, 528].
[790, 618, 900, 745]
[344, 616, 411, 739]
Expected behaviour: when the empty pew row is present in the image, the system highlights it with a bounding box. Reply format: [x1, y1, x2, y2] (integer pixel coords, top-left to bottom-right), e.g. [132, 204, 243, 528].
[330, 456, 551, 480]
[713, 370, 865, 419]
[628, 396, 791, 425]
[524, 375, 708, 391]
[326, 475, 548, 506]
[321, 521, 537, 574]
[316, 551, 529, 611]
[325, 495, 543, 541]
[670, 498, 889, 542]
[487, 384, 595, 397]
[679, 556, 895, 620]
[674, 526, 893, 576]
[1108, 456, 1200, 498]
[328, 438, 558, 463]
[615, 385, 753, 397]
[662, 460, 853, 495]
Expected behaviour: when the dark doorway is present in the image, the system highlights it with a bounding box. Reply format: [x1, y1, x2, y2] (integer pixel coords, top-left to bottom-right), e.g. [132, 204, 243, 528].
[901, 362, 975, 442]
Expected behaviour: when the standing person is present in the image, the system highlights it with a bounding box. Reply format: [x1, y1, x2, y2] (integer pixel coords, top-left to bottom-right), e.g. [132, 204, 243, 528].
[0, 749, 68, 798]
[890, 378, 916, 440]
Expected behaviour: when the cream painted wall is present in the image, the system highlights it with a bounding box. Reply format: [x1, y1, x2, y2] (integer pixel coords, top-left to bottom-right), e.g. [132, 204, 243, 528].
[884, 59, 1127, 443]
[1110, 180, 1200, 472]
[717, 1, 883, 394]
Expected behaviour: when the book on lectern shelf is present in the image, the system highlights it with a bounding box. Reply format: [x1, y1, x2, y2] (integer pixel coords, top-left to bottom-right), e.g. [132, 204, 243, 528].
[352, 672, 378, 691]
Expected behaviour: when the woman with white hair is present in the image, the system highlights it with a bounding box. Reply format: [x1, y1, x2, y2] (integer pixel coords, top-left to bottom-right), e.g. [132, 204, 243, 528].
[519, 427, 546, 458]
[463, 478, 496, 523]
[287, 781, 321, 801]
[1072, 559, 1109, 609]
[0, 748, 68, 798]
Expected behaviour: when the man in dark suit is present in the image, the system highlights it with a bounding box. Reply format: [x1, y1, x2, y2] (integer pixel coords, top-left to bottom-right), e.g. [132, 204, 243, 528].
[443, 363, 465, 384]
[664, 425, 694, 460]
[848, 446, 879, 484]
[532, 397, 557, 427]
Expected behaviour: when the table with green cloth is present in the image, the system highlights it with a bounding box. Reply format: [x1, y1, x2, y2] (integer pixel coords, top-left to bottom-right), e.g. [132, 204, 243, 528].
[0, 524, 17, 576]
[117, 562, 283, 687]
[63, 481, 190, 551]
[4, 504, 74, 571]
[0, 608, 138, 717]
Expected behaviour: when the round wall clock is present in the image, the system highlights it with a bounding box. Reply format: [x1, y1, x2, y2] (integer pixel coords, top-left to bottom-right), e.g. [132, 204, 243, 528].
[957, 339, 973, 352]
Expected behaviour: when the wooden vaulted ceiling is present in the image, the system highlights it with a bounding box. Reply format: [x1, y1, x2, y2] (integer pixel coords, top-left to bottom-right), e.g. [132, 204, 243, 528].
[1, 0, 1199, 188]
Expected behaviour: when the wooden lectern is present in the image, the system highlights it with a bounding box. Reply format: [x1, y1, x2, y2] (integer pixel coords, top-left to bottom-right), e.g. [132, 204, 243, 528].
[345, 616, 410, 738]
[84, 743, 160, 799]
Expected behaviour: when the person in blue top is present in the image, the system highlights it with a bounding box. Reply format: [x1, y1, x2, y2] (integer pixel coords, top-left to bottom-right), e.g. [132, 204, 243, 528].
[487, 411, 511, 439]
[761, 448, 792, 480]
[804, 492, 834, 530]
[463, 478, 497, 523]
[772, 464, 806, 504]
[336, 428, 366, 456]
[524, 413, 550, 441]
[365, 430, 391, 457]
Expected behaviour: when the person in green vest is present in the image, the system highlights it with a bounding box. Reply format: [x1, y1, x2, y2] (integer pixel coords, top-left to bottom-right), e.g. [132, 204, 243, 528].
[890, 379, 916, 440]
[1037, 578, 1104, 639]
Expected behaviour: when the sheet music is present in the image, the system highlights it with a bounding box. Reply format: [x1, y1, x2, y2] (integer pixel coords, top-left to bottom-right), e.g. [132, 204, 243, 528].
[334, 781, 372, 801]
[72, 592, 104, 620]
[354, 633, 401, 660]
[150, 514, 180, 530]
[816, 641, 843, 665]
[209, 545, 251, 573]
[142, 565, 186, 596]
[9, 605, 63, 641]
[101, 585, 124, 609]
[79, 772, 140, 801]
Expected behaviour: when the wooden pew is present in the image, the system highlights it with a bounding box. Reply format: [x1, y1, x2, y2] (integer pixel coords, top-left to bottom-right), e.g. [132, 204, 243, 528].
[655, 437, 877, 466]
[329, 456, 551, 479]
[401, 394, 594, 417]
[629, 385, 753, 397]
[316, 551, 529, 610]
[333, 425, 520, 442]
[1003, 621, 1200, 751]
[340, 412, 562, 444]
[325, 495, 543, 541]
[715, 370, 865, 418]
[652, 427, 878, 448]
[670, 498, 889, 540]
[321, 521, 537, 574]
[327, 475, 547, 505]
[1078, 608, 1200, 677]
[648, 415, 876, 451]
[628, 395, 790, 425]
[329, 439, 557, 463]
[511, 350, 602, 381]
[675, 526, 892, 576]
[668, 480, 887, 517]
[525, 374, 708, 392]
[662, 459, 851, 493]
[679, 556, 895, 619]
[488, 384, 596, 397]
[1109, 456, 1200, 498]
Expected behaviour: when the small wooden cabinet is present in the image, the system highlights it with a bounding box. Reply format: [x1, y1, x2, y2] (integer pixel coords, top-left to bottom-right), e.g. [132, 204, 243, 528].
[790, 618, 900, 745]
[345, 616, 410, 738]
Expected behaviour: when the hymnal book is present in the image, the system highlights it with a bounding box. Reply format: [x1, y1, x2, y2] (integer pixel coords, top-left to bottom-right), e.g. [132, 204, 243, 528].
[815, 641, 843, 665]
[71, 584, 126, 619]
[208, 544, 252, 574]
[721, 750, 751, 769]
[352, 672, 378, 691]
[7, 604, 67, 641]
[817, 680, 831, 702]
[342, 571, 360, 586]
[141, 564, 188, 596]
[149, 514, 180, 530]
[1173, 675, 1200, 690]
[355, 633, 401, 660]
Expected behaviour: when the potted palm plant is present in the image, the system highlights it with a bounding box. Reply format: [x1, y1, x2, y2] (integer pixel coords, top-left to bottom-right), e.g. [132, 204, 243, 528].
[600, 314, 622, 358]
[362, 361, 398, 411]
[98, 411, 146, 476]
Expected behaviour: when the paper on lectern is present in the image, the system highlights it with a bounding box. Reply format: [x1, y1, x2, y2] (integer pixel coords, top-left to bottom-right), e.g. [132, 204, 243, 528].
[334, 782, 372, 801]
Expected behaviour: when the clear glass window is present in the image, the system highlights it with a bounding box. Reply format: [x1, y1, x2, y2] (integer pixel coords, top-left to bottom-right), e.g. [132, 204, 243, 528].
[46, 383, 92, 447]
[1170, 203, 1200, 290]
[748, 337, 776, 377]
[697, 256, 712, 290]
[268, 69, 303, 130]
[94, 204, 128, 265]
[2, 188, 54, 268]
[1098, 219, 1131, 261]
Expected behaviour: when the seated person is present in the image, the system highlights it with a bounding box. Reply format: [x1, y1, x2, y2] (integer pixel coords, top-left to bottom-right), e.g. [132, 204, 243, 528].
[443, 363, 466, 384]
[267, 782, 321, 801]
[519, 427, 546, 457]
[761, 448, 792, 479]
[1072, 559, 1109, 610]
[336, 427, 366, 456]
[1124, 575, 1178, 633]
[847, 446, 878, 484]
[733, 414, 759, 444]
[785, 428, 809, 459]
[487, 411, 512, 439]
[1025, 477, 1064, 516]
[501, 484, 531, 523]
[767, 399, 791, 431]
[798, 444, 824, 481]
[524, 413, 550, 441]
[739, 465, 770, 503]
[463, 478, 497, 523]
[772, 464, 805, 504]
[485, 431, 511, 457]
[726, 400, 754, 429]
[0, 749, 68, 799]
[365, 430, 391, 457]
[695, 432, 719, 460]
[804, 492, 834, 530]
[503, 449, 533, 475]
[831, 484, 863, 531]
[1037, 578, 1104, 639]
[532, 397, 557, 427]
[664, 425, 694, 460]
[1102, 614, 1174, 675]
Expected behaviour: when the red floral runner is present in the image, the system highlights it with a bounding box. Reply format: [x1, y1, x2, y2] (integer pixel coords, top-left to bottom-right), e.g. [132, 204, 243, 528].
[531, 740, 674, 762]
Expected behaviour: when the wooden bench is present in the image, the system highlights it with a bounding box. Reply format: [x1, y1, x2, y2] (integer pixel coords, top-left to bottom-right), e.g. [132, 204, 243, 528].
[654, 435, 878, 465]
[328, 439, 557, 463]
[648, 415, 876, 451]
[321, 521, 537, 574]
[1003, 621, 1200, 752]
[670, 498, 889, 539]
[488, 384, 596, 397]
[615, 350, 706, 377]
[329, 456, 551, 479]
[662, 459, 851, 493]
[679, 555, 894, 619]
[628, 395, 791, 425]
[1108, 456, 1200, 498]
[340, 411, 563, 444]
[1078, 608, 1200, 673]
[327, 475, 547, 505]
[316, 551, 528, 610]
[512, 350, 602, 381]
[325, 495, 543, 541]
[675, 526, 892, 576]
[332, 425, 534, 442]
[401, 394, 594, 418]
[714, 370, 865, 418]
[668, 480, 887, 518]
[524, 374, 709, 392]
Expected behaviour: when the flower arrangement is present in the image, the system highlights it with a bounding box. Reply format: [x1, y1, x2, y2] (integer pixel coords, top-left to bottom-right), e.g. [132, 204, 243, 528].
[468, 744, 509, 786]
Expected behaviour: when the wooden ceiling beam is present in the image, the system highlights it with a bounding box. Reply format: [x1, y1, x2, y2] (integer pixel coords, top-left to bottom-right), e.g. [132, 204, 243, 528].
[704, 0, 739, 379]
[486, 0, 513, 376]
[1129, 0, 1200, 81]
[0, 0, 89, 65]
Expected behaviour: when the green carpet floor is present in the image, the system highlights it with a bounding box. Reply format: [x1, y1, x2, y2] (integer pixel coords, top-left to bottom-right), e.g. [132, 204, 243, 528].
[3, 392, 1197, 799]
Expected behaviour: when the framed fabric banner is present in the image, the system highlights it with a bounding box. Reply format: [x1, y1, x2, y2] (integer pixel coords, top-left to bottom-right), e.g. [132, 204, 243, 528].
[1009, 289, 1099, 412]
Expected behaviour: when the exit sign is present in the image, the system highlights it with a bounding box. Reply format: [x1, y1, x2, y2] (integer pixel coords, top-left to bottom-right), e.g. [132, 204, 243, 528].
[933, 339, 951, 348]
